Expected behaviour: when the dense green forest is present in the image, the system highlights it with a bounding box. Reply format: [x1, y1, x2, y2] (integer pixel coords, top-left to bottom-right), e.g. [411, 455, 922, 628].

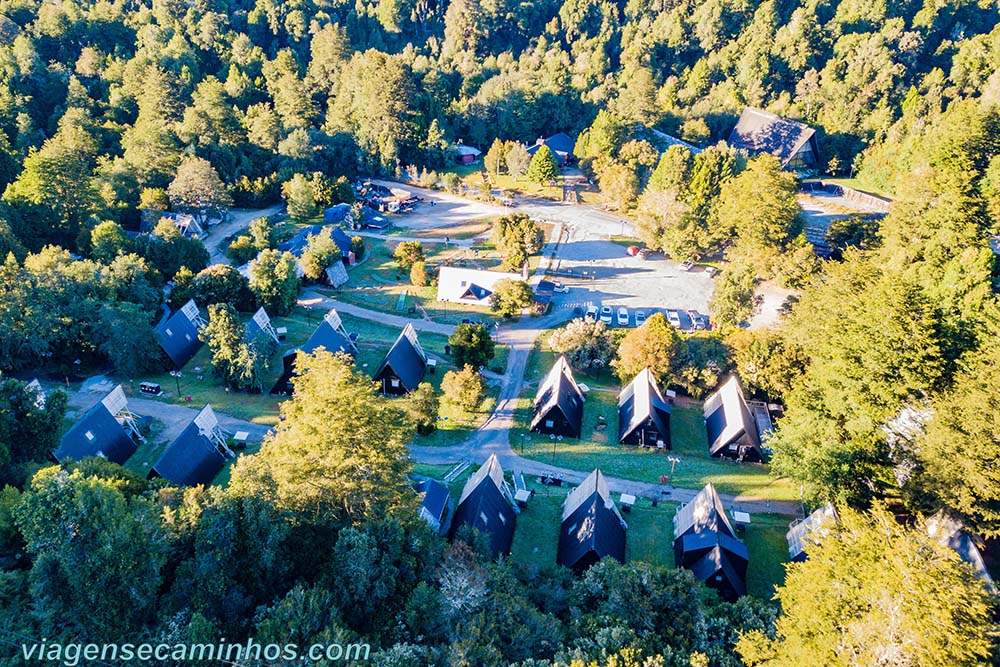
[2, 0, 1000, 664]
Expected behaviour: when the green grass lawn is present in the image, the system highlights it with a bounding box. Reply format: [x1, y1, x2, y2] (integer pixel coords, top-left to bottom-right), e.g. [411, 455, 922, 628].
[510, 341, 799, 502]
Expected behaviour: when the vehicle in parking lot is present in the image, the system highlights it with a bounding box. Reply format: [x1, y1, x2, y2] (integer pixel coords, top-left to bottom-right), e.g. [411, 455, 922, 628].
[600, 306, 614, 324]
[553, 282, 569, 293]
[635, 310, 647, 326]
[626, 245, 641, 256]
[680, 260, 695, 271]
[638, 248, 652, 260]
[687, 310, 707, 330]
[617, 307, 629, 326]
[667, 310, 682, 328]
[585, 305, 599, 321]
[705, 266, 718, 277]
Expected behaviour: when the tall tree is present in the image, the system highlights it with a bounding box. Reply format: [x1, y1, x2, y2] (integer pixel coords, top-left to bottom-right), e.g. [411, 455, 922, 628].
[612, 312, 679, 385]
[228, 351, 415, 525]
[449, 323, 496, 370]
[248, 250, 300, 316]
[737, 507, 995, 667]
[3, 108, 99, 248]
[167, 157, 232, 227]
[525, 144, 560, 184]
[15, 467, 167, 640]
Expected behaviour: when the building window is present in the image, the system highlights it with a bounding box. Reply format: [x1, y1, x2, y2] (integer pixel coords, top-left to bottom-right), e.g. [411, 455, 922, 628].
[479, 511, 489, 525]
[545, 420, 554, 428]
[85, 431, 95, 441]
[391, 379, 400, 388]
[165, 328, 173, 336]
[497, 512, 506, 524]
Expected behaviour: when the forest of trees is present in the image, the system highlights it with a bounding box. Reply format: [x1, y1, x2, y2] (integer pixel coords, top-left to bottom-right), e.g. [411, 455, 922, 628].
[1, 0, 1000, 663]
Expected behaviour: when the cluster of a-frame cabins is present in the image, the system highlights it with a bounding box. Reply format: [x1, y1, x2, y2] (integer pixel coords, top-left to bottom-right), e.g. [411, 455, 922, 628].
[417, 454, 994, 601]
[529, 355, 766, 463]
[49, 299, 434, 487]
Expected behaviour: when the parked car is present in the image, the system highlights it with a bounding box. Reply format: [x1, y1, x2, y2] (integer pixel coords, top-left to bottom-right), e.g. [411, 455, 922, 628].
[617, 307, 629, 326]
[680, 260, 695, 271]
[635, 310, 647, 326]
[585, 305, 599, 321]
[705, 266, 718, 277]
[599, 306, 614, 324]
[626, 245, 641, 256]
[553, 282, 569, 294]
[638, 248, 652, 260]
[687, 310, 707, 330]
[667, 310, 682, 328]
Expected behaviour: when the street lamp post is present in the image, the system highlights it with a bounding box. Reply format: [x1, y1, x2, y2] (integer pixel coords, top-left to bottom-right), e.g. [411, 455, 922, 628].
[667, 455, 680, 484]
[170, 370, 182, 396]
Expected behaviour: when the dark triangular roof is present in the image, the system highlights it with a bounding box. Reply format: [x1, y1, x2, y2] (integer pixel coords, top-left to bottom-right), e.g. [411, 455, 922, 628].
[557, 469, 626, 571]
[277, 224, 323, 257]
[703, 375, 762, 458]
[149, 415, 226, 487]
[154, 300, 204, 368]
[674, 483, 737, 539]
[330, 226, 353, 255]
[727, 108, 816, 167]
[53, 394, 136, 465]
[674, 484, 749, 600]
[373, 324, 427, 392]
[449, 455, 516, 557]
[270, 312, 355, 394]
[530, 356, 585, 436]
[528, 132, 575, 158]
[927, 512, 994, 588]
[414, 478, 451, 531]
[618, 368, 671, 444]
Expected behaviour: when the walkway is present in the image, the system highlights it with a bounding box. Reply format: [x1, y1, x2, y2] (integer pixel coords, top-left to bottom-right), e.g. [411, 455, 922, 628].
[206, 205, 284, 265]
[352, 230, 478, 247]
[297, 290, 456, 336]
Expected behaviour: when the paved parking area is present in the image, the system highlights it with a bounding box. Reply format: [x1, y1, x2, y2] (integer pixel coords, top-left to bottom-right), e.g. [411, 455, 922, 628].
[545, 224, 715, 327]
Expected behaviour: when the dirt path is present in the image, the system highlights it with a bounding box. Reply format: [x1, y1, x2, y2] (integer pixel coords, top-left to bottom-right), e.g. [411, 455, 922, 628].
[206, 205, 285, 265]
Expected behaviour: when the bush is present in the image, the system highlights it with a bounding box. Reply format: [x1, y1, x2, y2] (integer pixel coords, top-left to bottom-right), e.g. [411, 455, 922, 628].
[227, 235, 258, 265]
[441, 365, 486, 414]
[351, 236, 365, 260]
[410, 261, 427, 287]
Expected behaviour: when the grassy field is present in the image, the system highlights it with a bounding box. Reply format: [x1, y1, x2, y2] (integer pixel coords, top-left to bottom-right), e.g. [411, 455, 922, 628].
[420, 463, 792, 599]
[510, 341, 799, 502]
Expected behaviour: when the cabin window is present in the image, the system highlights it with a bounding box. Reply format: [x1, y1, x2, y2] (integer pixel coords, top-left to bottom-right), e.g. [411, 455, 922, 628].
[567, 523, 577, 535]
[84, 431, 95, 441]
[185, 334, 192, 341]
[165, 328, 173, 336]
[391, 379, 400, 388]
[545, 420, 554, 428]
[497, 512, 506, 524]
[479, 511, 489, 525]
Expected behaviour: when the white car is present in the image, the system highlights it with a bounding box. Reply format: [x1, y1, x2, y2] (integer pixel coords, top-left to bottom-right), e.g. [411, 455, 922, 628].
[667, 310, 682, 328]
[616, 307, 629, 326]
[635, 310, 647, 326]
[553, 282, 569, 294]
[599, 306, 614, 325]
[585, 305, 599, 321]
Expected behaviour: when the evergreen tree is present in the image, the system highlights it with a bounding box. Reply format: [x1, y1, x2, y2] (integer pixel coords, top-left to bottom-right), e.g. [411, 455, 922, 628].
[525, 144, 560, 184]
